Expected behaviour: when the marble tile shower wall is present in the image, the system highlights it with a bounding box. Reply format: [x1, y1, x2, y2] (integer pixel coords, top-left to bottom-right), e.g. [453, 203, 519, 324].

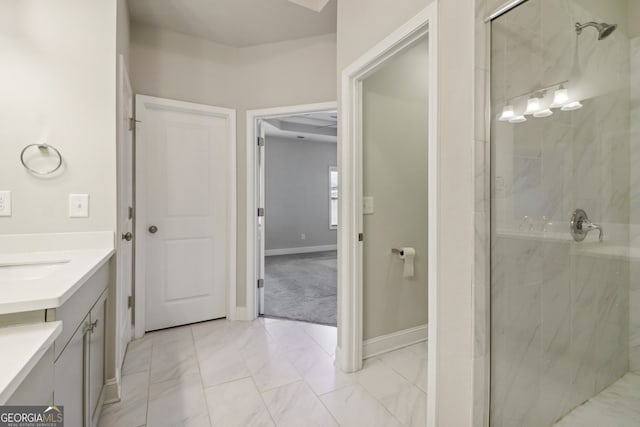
[631, 37, 640, 373]
[488, 0, 632, 426]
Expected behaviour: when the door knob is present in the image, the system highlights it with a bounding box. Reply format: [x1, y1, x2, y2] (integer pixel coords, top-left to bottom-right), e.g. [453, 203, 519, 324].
[148, 225, 158, 234]
[122, 232, 133, 241]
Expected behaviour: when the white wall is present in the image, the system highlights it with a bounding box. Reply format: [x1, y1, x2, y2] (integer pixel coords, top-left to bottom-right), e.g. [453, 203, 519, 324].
[265, 136, 337, 252]
[130, 23, 337, 306]
[0, 1, 118, 234]
[337, 0, 475, 425]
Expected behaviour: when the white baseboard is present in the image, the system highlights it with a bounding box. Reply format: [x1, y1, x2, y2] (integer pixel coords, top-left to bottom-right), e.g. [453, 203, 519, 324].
[265, 244, 337, 256]
[363, 324, 428, 359]
[102, 377, 121, 405]
[233, 306, 255, 321]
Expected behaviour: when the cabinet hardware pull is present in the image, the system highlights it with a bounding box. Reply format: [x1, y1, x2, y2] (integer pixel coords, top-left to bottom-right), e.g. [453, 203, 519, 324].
[83, 320, 99, 334]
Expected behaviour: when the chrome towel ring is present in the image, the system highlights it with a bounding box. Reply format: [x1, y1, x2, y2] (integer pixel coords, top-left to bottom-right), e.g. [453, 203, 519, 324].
[20, 143, 63, 176]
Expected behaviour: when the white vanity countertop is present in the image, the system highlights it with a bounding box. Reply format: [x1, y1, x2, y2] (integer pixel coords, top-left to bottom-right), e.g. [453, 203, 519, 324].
[0, 321, 62, 405]
[0, 248, 114, 315]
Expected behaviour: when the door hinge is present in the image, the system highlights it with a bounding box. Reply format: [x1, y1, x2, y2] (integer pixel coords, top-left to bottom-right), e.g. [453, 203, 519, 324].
[258, 207, 265, 217]
[128, 206, 134, 220]
[257, 279, 264, 289]
[257, 136, 265, 147]
[128, 295, 133, 309]
[358, 233, 364, 242]
[129, 117, 140, 131]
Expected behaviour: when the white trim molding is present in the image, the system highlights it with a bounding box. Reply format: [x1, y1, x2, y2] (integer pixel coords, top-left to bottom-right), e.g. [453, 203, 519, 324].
[134, 95, 237, 337]
[102, 378, 121, 405]
[338, 4, 438, 427]
[363, 325, 428, 359]
[245, 102, 338, 321]
[265, 244, 337, 257]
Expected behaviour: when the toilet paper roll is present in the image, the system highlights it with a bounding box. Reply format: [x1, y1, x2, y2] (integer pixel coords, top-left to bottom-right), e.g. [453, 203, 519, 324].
[399, 248, 416, 278]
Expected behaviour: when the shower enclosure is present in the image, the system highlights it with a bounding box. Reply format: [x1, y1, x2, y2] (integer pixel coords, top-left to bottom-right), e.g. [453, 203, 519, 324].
[489, 0, 639, 425]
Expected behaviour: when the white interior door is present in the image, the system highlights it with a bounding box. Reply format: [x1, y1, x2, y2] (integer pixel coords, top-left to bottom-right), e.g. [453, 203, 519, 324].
[257, 122, 266, 315]
[137, 96, 235, 332]
[117, 56, 133, 368]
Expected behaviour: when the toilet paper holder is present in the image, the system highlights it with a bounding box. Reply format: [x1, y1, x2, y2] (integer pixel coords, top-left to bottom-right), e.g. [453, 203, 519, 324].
[391, 248, 405, 256]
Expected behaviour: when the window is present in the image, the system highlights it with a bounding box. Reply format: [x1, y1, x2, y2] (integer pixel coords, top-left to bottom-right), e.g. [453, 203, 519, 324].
[330, 166, 338, 229]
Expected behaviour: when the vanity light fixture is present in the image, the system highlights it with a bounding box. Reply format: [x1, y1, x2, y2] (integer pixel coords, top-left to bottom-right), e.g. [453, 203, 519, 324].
[524, 96, 541, 115]
[498, 104, 515, 121]
[561, 101, 583, 111]
[533, 108, 553, 118]
[550, 85, 569, 108]
[509, 115, 527, 123]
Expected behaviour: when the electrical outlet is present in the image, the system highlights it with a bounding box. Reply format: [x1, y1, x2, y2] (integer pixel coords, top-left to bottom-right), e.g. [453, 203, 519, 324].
[301, 233, 306, 240]
[0, 191, 12, 217]
[69, 194, 89, 218]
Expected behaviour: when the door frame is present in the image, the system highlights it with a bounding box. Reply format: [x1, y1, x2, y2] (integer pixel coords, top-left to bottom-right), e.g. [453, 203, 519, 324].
[134, 95, 237, 338]
[338, 4, 438, 426]
[115, 54, 134, 375]
[245, 101, 338, 321]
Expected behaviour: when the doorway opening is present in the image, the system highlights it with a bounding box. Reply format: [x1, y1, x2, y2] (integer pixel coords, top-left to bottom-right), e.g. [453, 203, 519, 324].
[338, 5, 437, 425]
[246, 102, 338, 328]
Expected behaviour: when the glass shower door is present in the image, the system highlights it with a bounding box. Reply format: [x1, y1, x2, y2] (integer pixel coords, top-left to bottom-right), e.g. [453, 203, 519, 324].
[489, 0, 638, 425]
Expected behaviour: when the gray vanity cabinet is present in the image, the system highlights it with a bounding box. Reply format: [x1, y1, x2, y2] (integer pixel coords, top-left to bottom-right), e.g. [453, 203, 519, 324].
[51, 262, 109, 427]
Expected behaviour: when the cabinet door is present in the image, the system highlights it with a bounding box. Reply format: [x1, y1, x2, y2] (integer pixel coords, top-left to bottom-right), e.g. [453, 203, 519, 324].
[54, 314, 89, 427]
[7, 347, 54, 406]
[89, 293, 106, 425]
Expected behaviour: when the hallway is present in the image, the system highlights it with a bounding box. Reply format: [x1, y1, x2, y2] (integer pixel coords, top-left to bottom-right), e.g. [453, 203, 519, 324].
[99, 318, 426, 427]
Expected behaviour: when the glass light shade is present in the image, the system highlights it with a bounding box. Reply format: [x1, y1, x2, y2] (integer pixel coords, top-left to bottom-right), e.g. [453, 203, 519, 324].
[533, 108, 553, 118]
[524, 97, 541, 115]
[509, 115, 527, 123]
[498, 105, 515, 121]
[561, 101, 583, 111]
[550, 87, 569, 108]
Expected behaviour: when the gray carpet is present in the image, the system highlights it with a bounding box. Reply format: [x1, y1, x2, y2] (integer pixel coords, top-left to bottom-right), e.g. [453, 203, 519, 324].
[264, 251, 337, 326]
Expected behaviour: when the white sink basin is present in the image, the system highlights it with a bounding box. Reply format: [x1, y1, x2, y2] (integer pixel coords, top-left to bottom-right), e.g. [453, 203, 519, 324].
[0, 261, 69, 282]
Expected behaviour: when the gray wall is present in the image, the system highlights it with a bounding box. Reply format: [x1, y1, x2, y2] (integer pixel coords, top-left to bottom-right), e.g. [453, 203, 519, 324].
[265, 136, 337, 251]
[362, 35, 429, 340]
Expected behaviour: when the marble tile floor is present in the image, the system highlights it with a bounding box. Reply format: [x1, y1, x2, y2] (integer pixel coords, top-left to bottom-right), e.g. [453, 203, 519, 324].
[98, 317, 428, 427]
[554, 372, 640, 427]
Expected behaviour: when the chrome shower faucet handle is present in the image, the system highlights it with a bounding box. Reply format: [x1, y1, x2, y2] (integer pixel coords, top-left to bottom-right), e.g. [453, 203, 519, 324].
[570, 209, 603, 242]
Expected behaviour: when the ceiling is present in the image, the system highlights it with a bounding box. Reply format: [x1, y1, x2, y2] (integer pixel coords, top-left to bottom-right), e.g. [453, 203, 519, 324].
[264, 111, 337, 143]
[128, 0, 337, 47]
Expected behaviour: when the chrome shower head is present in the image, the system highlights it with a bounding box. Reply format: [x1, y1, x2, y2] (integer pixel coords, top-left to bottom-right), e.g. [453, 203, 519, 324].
[575, 21, 617, 40]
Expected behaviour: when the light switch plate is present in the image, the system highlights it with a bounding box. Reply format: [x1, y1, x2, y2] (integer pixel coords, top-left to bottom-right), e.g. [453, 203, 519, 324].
[69, 194, 89, 218]
[0, 191, 12, 217]
[363, 196, 375, 215]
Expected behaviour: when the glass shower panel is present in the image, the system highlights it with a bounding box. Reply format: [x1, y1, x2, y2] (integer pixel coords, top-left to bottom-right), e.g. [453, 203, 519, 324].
[490, 0, 637, 425]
